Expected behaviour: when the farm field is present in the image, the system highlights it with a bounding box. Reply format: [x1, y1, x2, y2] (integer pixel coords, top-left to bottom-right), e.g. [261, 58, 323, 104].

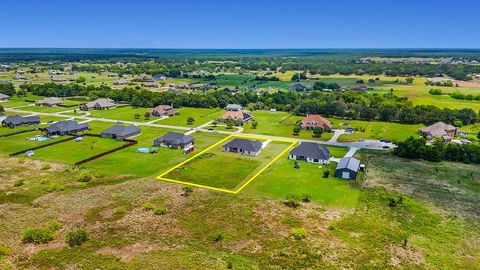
[163, 137, 293, 191]
[244, 156, 360, 208]
[156, 107, 224, 127]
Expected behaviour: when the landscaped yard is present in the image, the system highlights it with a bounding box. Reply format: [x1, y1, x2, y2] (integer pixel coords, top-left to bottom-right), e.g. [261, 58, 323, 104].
[0, 130, 64, 154]
[163, 139, 292, 190]
[156, 107, 224, 127]
[243, 111, 334, 141]
[244, 154, 361, 208]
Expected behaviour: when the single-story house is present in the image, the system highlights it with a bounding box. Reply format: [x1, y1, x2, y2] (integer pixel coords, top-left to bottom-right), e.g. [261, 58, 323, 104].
[289, 142, 330, 165]
[0, 93, 10, 102]
[133, 76, 154, 82]
[107, 73, 118, 77]
[51, 77, 67, 82]
[44, 120, 89, 137]
[154, 132, 195, 149]
[2, 115, 40, 128]
[288, 83, 310, 91]
[166, 88, 182, 94]
[200, 84, 214, 91]
[153, 74, 167, 80]
[80, 98, 116, 111]
[13, 74, 28, 80]
[335, 157, 361, 180]
[217, 110, 253, 124]
[0, 81, 13, 85]
[148, 105, 175, 117]
[35, 97, 63, 107]
[223, 138, 262, 156]
[419, 122, 459, 141]
[101, 125, 141, 141]
[113, 78, 129, 85]
[224, 104, 243, 111]
[143, 82, 159, 88]
[299, 114, 333, 131]
[177, 83, 191, 89]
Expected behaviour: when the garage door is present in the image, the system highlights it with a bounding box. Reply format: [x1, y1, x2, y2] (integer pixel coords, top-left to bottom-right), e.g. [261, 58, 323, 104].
[342, 172, 350, 179]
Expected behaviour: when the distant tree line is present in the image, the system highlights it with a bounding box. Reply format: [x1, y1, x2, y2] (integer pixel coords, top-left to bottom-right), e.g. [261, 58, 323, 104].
[17, 83, 479, 126]
[394, 137, 480, 164]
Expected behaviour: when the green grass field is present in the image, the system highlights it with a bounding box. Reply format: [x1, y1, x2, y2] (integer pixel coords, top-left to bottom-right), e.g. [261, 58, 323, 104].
[86, 106, 154, 122]
[0, 130, 63, 154]
[164, 139, 291, 190]
[244, 154, 360, 208]
[156, 107, 224, 127]
[243, 111, 334, 141]
[31, 136, 124, 165]
[332, 119, 423, 142]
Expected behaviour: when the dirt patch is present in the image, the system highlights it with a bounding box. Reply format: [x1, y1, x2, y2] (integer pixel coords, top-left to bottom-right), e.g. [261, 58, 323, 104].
[97, 242, 158, 262]
[389, 244, 425, 267]
[454, 80, 480, 88]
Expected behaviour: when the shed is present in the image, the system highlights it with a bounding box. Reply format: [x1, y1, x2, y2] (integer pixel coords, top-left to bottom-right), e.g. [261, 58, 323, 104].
[335, 157, 360, 180]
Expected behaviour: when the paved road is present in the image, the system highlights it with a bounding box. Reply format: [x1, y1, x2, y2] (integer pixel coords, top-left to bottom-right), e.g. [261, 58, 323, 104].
[5, 107, 396, 151]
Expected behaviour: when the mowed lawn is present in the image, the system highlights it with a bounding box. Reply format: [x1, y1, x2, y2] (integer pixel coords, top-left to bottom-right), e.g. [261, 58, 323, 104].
[243, 111, 334, 141]
[165, 140, 292, 190]
[333, 119, 423, 142]
[88, 128, 226, 177]
[0, 129, 64, 155]
[156, 107, 224, 127]
[87, 106, 154, 122]
[0, 94, 41, 108]
[244, 155, 361, 208]
[31, 136, 124, 165]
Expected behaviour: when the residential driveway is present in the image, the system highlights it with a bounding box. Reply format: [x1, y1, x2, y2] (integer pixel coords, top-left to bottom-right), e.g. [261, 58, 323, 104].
[329, 129, 345, 142]
[344, 147, 359, 157]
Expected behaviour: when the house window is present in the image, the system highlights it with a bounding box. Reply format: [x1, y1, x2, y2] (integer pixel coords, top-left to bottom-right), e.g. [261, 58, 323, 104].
[313, 159, 319, 162]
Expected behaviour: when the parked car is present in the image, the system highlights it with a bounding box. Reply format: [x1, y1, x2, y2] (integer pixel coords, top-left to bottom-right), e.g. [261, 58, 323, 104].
[382, 146, 390, 149]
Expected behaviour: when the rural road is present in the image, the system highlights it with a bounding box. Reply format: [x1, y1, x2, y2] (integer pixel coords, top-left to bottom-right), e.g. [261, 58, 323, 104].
[6, 107, 396, 151]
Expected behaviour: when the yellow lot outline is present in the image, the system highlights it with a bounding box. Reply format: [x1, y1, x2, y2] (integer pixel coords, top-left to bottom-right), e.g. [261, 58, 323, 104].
[157, 134, 297, 194]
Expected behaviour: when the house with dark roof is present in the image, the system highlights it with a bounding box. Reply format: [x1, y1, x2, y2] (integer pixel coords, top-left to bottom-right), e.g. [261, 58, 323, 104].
[166, 88, 182, 94]
[299, 114, 333, 131]
[113, 78, 129, 85]
[107, 73, 119, 77]
[223, 138, 262, 156]
[143, 82, 159, 88]
[419, 122, 459, 141]
[44, 120, 89, 137]
[2, 115, 40, 128]
[13, 74, 28, 81]
[217, 110, 253, 124]
[133, 76, 154, 82]
[154, 132, 195, 149]
[101, 125, 141, 141]
[288, 83, 310, 91]
[0, 93, 10, 102]
[289, 142, 330, 165]
[80, 98, 116, 111]
[335, 157, 361, 180]
[224, 104, 243, 111]
[148, 105, 175, 117]
[35, 97, 63, 107]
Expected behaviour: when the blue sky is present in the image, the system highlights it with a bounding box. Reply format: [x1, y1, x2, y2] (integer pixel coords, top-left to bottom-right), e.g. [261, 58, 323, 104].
[0, 0, 479, 48]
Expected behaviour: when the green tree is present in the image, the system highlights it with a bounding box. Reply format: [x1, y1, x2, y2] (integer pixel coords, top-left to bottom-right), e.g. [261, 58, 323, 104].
[76, 76, 86, 83]
[312, 127, 323, 138]
[187, 117, 195, 125]
[226, 119, 234, 129]
[251, 121, 258, 129]
[293, 126, 301, 135]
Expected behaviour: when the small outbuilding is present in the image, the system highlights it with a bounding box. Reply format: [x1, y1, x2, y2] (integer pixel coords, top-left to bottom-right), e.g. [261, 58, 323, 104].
[101, 125, 141, 141]
[223, 138, 262, 156]
[2, 115, 40, 128]
[289, 142, 330, 165]
[44, 120, 89, 137]
[335, 157, 361, 180]
[224, 104, 243, 111]
[154, 132, 195, 149]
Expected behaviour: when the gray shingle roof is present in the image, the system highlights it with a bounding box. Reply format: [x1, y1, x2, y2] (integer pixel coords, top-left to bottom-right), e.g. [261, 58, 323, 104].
[336, 157, 360, 172]
[154, 132, 194, 145]
[45, 120, 88, 134]
[289, 142, 330, 160]
[0, 93, 10, 99]
[2, 115, 40, 126]
[101, 125, 140, 137]
[288, 83, 309, 91]
[223, 138, 262, 152]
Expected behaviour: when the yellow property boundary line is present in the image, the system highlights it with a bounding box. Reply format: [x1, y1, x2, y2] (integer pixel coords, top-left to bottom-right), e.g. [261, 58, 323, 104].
[157, 134, 297, 194]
